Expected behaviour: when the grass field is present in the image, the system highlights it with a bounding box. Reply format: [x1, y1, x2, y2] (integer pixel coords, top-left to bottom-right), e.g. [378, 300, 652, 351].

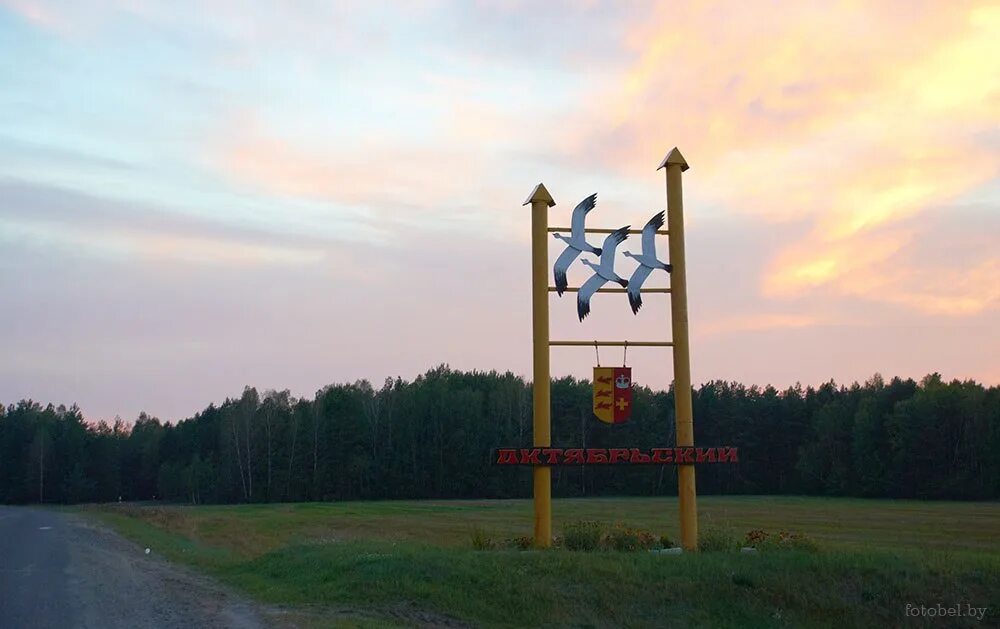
[84, 497, 1000, 627]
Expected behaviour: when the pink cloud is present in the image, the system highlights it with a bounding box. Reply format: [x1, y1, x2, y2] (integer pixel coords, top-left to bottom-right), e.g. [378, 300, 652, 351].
[1, 0, 64, 31]
[697, 312, 829, 338]
[216, 126, 502, 219]
[562, 1, 1000, 317]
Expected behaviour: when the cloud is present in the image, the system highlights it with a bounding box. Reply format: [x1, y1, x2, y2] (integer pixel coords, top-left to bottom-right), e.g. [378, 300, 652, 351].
[1, 0, 63, 31]
[698, 312, 828, 338]
[220, 132, 487, 211]
[212, 116, 533, 240]
[566, 1, 1000, 316]
[764, 201, 1000, 316]
[0, 179, 334, 267]
[0, 203, 535, 420]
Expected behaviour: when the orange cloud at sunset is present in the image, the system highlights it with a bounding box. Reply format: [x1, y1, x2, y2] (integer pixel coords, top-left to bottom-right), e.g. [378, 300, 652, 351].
[575, 1, 999, 316]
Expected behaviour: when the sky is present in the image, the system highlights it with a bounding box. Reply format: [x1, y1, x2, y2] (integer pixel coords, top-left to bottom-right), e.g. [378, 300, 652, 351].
[1, 0, 997, 422]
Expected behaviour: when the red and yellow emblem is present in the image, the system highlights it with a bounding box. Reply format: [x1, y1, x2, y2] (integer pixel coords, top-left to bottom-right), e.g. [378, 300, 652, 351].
[593, 367, 632, 424]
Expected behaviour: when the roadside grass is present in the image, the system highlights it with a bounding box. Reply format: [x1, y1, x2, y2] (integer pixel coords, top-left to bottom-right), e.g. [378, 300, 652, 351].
[82, 497, 1000, 627]
[222, 541, 999, 627]
[85, 496, 1000, 555]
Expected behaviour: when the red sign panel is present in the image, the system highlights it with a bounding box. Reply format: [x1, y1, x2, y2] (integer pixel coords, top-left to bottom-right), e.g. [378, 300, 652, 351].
[494, 446, 739, 465]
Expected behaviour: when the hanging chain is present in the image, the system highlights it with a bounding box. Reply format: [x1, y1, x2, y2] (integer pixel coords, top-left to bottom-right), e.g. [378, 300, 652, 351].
[623, 340, 628, 367]
[594, 340, 600, 367]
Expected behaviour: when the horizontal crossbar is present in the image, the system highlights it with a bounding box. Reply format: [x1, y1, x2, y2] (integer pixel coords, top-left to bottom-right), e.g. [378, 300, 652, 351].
[548, 227, 669, 235]
[549, 287, 670, 294]
[550, 341, 673, 347]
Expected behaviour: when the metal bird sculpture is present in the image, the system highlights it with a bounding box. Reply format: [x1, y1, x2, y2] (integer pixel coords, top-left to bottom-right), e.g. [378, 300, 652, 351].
[577, 226, 630, 321]
[552, 194, 602, 295]
[622, 211, 672, 314]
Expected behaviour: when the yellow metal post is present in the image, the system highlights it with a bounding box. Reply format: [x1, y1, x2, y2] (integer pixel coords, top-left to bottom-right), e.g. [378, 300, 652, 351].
[523, 183, 554, 547]
[659, 148, 698, 551]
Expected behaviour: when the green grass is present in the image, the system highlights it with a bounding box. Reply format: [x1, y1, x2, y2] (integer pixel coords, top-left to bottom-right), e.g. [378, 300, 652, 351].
[82, 497, 1000, 627]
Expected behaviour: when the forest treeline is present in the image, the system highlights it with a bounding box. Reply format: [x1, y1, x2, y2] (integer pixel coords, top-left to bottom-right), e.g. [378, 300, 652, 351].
[1, 366, 998, 504]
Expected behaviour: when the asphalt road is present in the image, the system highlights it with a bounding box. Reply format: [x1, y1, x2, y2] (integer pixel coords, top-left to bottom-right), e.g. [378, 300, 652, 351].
[0, 506, 266, 629]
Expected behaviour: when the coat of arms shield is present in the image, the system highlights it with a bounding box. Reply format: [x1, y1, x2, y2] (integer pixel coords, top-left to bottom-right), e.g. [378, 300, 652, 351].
[593, 366, 632, 424]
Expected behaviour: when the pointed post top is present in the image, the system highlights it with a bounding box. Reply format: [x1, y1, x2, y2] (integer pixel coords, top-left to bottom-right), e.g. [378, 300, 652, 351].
[657, 147, 689, 172]
[523, 183, 556, 207]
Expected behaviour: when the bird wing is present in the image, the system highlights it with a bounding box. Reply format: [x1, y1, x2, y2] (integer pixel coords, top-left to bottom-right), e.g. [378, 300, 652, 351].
[570, 194, 597, 239]
[576, 272, 607, 321]
[552, 245, 581, 296]
[627, 264, 653, 314]
[642, 211, 664, 258]
[599, 226, 629, 269]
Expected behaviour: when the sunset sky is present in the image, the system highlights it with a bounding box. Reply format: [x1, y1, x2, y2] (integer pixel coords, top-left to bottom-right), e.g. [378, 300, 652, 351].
[1, 1, 997, 422]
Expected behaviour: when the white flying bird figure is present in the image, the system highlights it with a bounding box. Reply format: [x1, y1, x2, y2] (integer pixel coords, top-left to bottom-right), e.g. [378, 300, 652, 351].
[552, 194, 602, 296]
[577, 226, 630, 321]
[622, 211, 672, 314]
